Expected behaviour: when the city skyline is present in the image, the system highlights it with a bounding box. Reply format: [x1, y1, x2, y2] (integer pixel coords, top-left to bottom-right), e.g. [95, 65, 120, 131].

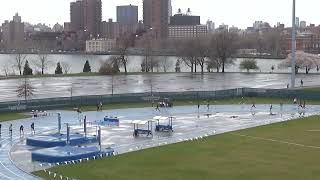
[0, 0, 319, 29]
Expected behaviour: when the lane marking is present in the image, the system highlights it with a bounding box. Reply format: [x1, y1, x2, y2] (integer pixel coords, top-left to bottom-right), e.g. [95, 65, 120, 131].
[232, 133, 320, 149]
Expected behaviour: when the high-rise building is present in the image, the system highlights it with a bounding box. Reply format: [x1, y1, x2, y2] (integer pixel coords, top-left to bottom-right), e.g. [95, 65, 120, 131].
[117, 4, 138, 25]
[101, 19, 143, 39]
[1, 13, 25, 48]
[168, 0, 172, 24]
[170, 14, 200, 26]
[300, 21, 307, 28]
[206, 20, 215, 33]
[143, 0, 170, 39]
[295, 17, 300, 28]
[168, 12, 207, 39]
[70, 0, 102, 38]
[84, 0, 102, 38]
[70, 0, 84, 32]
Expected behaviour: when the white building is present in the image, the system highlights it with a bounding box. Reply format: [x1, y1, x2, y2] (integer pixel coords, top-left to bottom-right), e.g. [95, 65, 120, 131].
[168, 25, 207, 39]
[86, 38, 116, 52]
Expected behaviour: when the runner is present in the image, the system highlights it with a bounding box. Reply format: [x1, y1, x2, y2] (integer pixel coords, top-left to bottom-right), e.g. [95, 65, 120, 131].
[9, 124, 12, 137]
[96, 103, 99, 111]
[99, 102, 103, 111]
[280, 102, 284, 117]
[31, 122, 35, 135]
[269, 104, 273, 115]
[19, 125, 24, 136]
[293, 97, 297, 104]
[252, 103, 256, 108]
[251, 103, 256, 116]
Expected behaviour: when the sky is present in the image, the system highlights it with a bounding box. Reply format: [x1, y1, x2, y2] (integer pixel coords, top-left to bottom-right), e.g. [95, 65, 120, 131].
[0, 0, 319, 29]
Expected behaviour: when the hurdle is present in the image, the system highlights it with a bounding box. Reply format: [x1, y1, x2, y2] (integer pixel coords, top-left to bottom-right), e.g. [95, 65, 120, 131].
[132, 120, 153, 138]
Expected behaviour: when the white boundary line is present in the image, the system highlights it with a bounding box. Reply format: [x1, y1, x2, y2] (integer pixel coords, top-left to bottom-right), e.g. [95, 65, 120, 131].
[232, 133, 320, 149]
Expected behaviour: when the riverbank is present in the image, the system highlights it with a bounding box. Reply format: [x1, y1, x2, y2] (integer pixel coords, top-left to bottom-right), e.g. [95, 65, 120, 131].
[0, 51, 286, 59]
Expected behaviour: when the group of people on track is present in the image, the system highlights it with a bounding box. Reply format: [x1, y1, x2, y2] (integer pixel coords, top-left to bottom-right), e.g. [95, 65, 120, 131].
[0, 122, 35, 137]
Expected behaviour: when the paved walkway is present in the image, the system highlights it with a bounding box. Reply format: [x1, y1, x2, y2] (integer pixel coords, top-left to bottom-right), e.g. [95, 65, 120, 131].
[1, 73, 319, 102]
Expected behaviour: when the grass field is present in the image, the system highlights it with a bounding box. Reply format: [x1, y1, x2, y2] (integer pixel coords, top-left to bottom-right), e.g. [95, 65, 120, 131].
[34, 115, 320, 180]
[0, 112, 30, 122]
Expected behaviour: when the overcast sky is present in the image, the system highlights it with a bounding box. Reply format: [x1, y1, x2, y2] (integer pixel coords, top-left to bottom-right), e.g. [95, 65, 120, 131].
[0, 0, 318, 28]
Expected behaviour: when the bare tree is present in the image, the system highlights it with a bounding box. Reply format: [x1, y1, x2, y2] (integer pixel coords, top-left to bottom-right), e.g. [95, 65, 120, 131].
[195, 38, 209, 74]
[263, 31, 286, 57]
[32, 40, 52, 75]
[16, 78, 35, 102]
[206, 56, 223, 72]
[209, 31, 238, 73]
[99, 56, 120, 75]
[176, 39, 198, 73]
[61, 62, 71, 74]
[34, 53, 50, 75]
[159, 56, 173, 72]
[117, 33, 134, 75]
[14, 53, 27, 76]
[2, 62, 11, 77]
[141, 37, 154, 73]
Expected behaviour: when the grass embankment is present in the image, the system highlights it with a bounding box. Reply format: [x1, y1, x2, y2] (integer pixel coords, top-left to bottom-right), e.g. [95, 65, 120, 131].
[34, 115, 320, 180]
[301, 87, 320, 93]
[0, 112, 30, 122]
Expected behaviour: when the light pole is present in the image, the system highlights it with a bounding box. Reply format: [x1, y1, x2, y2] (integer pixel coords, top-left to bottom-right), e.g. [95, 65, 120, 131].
[291, 0, 296, 88]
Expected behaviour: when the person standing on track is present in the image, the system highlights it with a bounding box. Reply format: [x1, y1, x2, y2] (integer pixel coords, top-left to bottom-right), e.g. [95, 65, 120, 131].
[19, 125, 24, 136]
[9, 124, 12, 137]
[31, 122, 35, 135]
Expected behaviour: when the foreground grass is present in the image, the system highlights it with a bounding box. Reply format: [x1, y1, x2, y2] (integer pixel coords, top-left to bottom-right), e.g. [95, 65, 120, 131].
[0, 112, 30, 122]
[302, 87, 320, 93]
[34, 115, 320, 180]
[65, 96, 320, 112]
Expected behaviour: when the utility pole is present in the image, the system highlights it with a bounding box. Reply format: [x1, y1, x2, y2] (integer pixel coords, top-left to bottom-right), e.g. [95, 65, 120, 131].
[291, 0, 296, 88]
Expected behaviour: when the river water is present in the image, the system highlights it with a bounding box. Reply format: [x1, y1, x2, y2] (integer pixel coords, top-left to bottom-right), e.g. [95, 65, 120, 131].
[0, 54, 293, 75]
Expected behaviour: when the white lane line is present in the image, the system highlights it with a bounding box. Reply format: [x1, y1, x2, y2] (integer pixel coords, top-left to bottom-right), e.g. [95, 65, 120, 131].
[232, 133, 320, 149]
[306, 130, 320, 132]
[0, 139, 29, 180]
